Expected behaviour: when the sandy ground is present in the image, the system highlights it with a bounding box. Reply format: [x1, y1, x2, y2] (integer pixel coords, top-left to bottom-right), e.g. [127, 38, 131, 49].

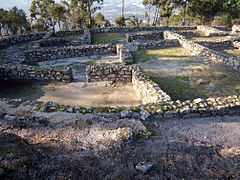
[38, 82, 141, 107]
[0, 102, 239, 179]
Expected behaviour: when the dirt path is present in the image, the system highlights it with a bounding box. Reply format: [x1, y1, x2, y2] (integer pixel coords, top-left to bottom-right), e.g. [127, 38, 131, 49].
[0, 102, 239, 179]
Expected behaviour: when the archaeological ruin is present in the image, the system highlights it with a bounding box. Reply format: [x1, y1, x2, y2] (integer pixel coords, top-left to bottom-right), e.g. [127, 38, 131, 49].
[0, 25, 240, 120]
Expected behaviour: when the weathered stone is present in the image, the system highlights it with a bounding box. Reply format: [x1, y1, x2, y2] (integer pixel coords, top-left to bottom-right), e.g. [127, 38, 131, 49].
[135, 162, 154, 173]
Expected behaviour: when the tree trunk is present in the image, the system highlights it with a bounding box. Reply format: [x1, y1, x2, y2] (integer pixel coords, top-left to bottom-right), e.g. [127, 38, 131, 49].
[121, 0, 125, 26]
[58, 21, 61, 30]
[182, 2, 187, 26]
[88, 4, 92, 28]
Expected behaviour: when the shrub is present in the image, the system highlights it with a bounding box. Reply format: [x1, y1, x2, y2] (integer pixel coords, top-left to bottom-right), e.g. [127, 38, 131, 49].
[211, 15, 232, 27]
[232, 18, 240, 25]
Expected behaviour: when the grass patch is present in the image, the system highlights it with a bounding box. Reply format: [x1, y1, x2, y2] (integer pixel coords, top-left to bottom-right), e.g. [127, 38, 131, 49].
[92, 32, 126, 44]
[0, 50, 5, 58]
[0, 80, 44, 100]
[149, 74, 207, 101]
[62, 35, 80, 42]
[225, 49, 240, 59]
[132, 50, 151, 63]
[132, 47, 194, 63]
[192, 36, 229, 41]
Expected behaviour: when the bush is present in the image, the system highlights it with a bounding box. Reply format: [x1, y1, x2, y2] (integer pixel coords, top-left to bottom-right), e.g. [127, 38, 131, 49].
[211, 15, 232, 27]
[232, 18, 240, 25]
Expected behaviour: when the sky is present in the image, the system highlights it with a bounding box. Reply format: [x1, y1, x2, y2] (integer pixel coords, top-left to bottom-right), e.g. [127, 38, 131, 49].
[0, 0, 146, 21]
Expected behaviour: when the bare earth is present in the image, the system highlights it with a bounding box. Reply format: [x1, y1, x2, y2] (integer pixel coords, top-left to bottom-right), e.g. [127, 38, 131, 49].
[0, 101, 239, 179]
[38, 82, 141, 107]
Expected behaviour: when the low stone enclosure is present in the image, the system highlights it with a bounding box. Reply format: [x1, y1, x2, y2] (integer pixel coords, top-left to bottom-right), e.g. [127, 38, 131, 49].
[0, 25, 240, 119]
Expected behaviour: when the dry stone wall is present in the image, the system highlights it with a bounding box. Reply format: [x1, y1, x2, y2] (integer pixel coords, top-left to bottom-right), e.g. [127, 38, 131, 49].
[91, 26, 197, 34]
[127, 31, 163, 42]
[0, 64, 73, 82]
[24, 44, 116, 62]
[0, 67, 4, 79]
[197, 26, 229, 36]
[127, 30, 198, 42]
[0, 33, 46, 49]
[232, 25, 240, 34]
[86, 63, 172, 104]
[212, 26, 231, 31]
[195, 40, 233, 49]
[116, 44, 134, 64]
[163, 31, 240, 71]
[136, 39, 180, 49]
[86, 64, 136, 82]
[144, 95, 240, 119]
[132, 68, 172, 104]
[0, 29, 90, 50]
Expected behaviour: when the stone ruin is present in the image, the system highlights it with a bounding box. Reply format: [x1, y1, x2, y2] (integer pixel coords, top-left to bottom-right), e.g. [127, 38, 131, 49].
[0, 25, 239, 119]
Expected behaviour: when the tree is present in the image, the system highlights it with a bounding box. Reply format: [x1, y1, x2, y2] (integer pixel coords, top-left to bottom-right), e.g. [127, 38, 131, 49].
[5, 7, 29, 35]
[65, 0, 103, 28]
[222, 0, 240, 19]
[188, 0, 225, 25]
[49, 3, 67, 30]
[29, 0, 56, 32]
[125, 15, 143, 27]
[173, 0, 191, 25]
[0, 8, 8, 36]
[121, 0, 125, 26]
[143, 0, 174, 26]
[94, 12, 105, 27]
[159, 0, 174, 26]
[115, 16, 124, 27]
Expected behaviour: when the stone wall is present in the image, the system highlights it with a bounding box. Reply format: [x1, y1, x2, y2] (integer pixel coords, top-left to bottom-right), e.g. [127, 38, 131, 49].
[0, 67, 4, 79]
[91, 26, 197, 34]
[86, 63, 172, 105]
[0, 64, 73, 82]
[197, 26, 229, 36]
[32, 38, 67, 48]
[132, 68, 172, 104]
[195, 40, 233, 49]
[137, 39, 180, 49]
[212, 26, 231, 31]
[232, 25, 240, 34]
[116, 44, 134, 64]
[0, 32, 46, 49]
[127, 30, 199, 42]
[54, 29, 84, 37]
[86, 64, 136, 82]
[164, 31, 240, 71]
[174, 30, 200, 38]
[0, 29, 91, 50]
[144, 95, 240, 119]
[233, 41, 240, 48]
[127, 31, 163, 42]
[24, 44, 116, 62]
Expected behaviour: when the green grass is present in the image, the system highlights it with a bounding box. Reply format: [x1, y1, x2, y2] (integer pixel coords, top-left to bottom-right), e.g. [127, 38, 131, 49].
[62, 35, 80, 42]
[92, 32, 126, 44]
[149, 74, 207, 101]
[225, 49, 240, 59]
[191, 36, 229, 41]
[132, 47, 194, 63]
[0, 80, 44, 100]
